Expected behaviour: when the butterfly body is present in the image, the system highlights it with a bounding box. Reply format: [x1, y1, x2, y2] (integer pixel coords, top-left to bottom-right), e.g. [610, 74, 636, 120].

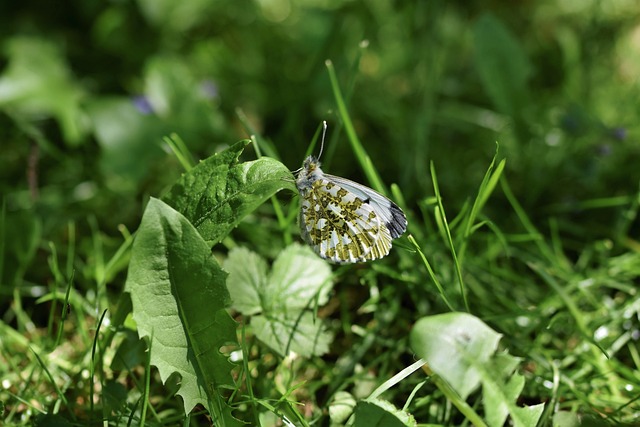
[296, 155, 407, 263]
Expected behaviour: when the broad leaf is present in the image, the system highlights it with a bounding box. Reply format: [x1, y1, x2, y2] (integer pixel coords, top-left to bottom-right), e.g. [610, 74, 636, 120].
[268, 243, 332, 310]
[329, 391, 356, 424]
[222, 247, 267, 315]
[125, 198, 240, 422]
[410, 313, 544, 427]
[223, 244, 333, 357]
[483, 352, 544, 427]
[163, 140, 296, 243]
[410, 312, 501, 399]
[252, 311, 332, 358]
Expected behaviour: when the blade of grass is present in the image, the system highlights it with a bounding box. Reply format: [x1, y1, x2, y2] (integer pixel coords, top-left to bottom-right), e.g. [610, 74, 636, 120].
[459, 147, 506, 263]
[30, 347, 73, 418]
[88, 215, 109, 311]
[236, 107, 281, 160]
[53, 270, 74, 348]
[163, 133, 195, 171]
[368, 358, 427, 401]
[407, 235, 455, 311]
[403, 380, 427, 411]
[430, 162, 469, 312]
[500, 177, 572, 273]
[325, 59, 386, 195]
[323, 40, 369, 165]
[240, 323, 260, 424]
[46, 242, 61, 341]
[89, 309, 108, 423]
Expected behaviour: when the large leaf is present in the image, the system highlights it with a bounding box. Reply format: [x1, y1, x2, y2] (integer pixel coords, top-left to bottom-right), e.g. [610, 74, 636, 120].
[223, 244, 333, 357]
[473, 13, 532, 118]
[410, 313, 544, 427]
[125, 198, 240, 423]
[163, 140, 296, 243]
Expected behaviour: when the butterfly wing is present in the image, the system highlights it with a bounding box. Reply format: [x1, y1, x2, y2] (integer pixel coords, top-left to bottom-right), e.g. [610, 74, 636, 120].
[299, 177, 394, 263]
[322, 174, 407, 239]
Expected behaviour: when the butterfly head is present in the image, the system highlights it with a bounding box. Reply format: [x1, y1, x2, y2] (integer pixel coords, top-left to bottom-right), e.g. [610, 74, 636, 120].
[296, 156, 323, 191]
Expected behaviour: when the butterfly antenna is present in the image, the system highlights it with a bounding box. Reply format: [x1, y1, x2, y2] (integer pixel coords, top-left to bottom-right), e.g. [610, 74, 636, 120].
[317, 120, 328, 160]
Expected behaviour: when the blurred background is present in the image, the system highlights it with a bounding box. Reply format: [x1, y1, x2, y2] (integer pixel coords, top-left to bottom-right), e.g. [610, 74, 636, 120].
[2, 0, 639, 238]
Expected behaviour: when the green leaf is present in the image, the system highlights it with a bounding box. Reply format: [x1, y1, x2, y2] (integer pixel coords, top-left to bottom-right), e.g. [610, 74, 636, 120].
[410, 313, 544, 427]
[473, 13, 532, 118]
[125, 198, 240, 421]
[223, 244, 333, 357]
[222, 247, 268, 315]
[0, 37, 87, 144]
[552, 411, 581, 427]
[268, 243, 333, 310]
[353, 399, 417, 427]
[164, 140, 296, 243]
[410, 312, 501, 399]
[329, 391, 356, 424]
[252, 311, 333, 358]
[483, 353, 544, 427]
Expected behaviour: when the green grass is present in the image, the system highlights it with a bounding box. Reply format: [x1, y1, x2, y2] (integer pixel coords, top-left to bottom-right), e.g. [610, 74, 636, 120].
[2, 1, 640, 426]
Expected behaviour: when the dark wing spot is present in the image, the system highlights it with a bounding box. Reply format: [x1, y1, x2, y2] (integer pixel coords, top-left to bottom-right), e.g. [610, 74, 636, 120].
[385, 202, 407, 239]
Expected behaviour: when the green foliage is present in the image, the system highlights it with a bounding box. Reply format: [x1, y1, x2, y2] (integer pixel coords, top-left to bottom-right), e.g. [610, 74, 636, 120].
[411, 313, 544, 427]
[2, 1, 640, 426]
[163, 140, 296, 243]
[125, 198, 238, 418]
[224, 244, 333, 357]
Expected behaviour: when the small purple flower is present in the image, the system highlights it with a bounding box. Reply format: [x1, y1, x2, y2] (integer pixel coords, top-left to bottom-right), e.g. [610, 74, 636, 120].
[132, 95, 154, 115]
[199, 80, 219, 100]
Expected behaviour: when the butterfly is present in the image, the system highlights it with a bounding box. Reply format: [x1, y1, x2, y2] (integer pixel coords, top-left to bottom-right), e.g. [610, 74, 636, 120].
[295, 123, 407, 263]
